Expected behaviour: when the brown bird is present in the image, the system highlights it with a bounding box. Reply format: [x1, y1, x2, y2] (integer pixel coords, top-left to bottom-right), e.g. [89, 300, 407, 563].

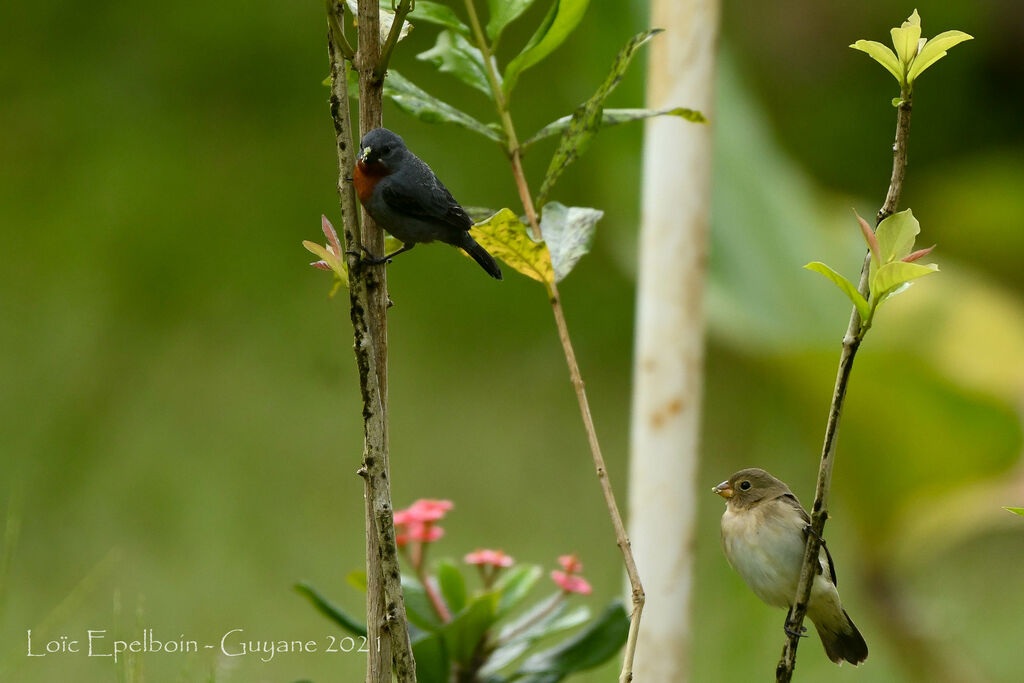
[713, 468, 868, 665]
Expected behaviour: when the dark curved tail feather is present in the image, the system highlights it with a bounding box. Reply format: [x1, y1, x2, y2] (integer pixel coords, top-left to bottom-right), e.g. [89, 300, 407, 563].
[459, 233, 502, 280]
[814, 609, 868, 666]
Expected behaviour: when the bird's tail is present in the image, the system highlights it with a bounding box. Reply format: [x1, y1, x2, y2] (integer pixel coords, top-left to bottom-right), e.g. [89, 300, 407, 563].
[459, 233, 503, 280]
[812, 608, 868, 666]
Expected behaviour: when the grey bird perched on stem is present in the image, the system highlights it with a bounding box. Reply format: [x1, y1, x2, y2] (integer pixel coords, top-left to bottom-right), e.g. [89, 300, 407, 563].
[352, 127, 502, 280]
[713, 468, 868, 666]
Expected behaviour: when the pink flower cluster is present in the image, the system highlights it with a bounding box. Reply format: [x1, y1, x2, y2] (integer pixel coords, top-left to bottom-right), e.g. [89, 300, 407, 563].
[464, 549, 515, 568]
[550, 554, 591, 595]
[393, 499, 453, 548]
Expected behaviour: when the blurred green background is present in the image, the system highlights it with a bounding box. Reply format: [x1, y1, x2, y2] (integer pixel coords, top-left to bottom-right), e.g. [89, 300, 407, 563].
[2, 1, 1023, 681]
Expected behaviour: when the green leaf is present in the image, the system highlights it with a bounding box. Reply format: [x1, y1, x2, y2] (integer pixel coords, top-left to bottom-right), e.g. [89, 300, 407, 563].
[875, 209, 920, 263]
[295, 582, 367, 637]
[412, 632, 450, 683]
[503, 0, 590, 96]
[444, 591, 500, 665]
[408, 0, 472, 36]
[804, 262, 870, 321]
[1005, 507, 1024, 518]
[487, 0, 536, 42]
[539, 203, 602, 282]
[871, 261, 939, 300]
[418, 30, 495, 98]
[537, 29, 660, 204]
[890, 10, 923, 72]
[346, 569, 367, 592]
[482, 599, 590, 677]
[524, 107, 705, 148]
[381, 70, 504, 143]
[849, 39, 903, 83]
[469, 209, 553, 284]
[495, 564, 542, 616]
[497, 596, 589, 644]
[908, 30, 973, 84]
[438, 560, 467, 613]
[403, 575, 445, 632]
[516, 602, 629, 678]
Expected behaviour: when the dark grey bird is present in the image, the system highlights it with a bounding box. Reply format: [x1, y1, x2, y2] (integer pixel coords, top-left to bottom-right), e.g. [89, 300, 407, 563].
[352, 127, 502, 280]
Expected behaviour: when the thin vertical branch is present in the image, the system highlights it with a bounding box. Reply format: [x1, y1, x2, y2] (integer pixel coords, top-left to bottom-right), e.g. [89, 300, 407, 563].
[463, 2, 645, 681]
[326, 1, 416, 680]
[776, 91, 912, 682]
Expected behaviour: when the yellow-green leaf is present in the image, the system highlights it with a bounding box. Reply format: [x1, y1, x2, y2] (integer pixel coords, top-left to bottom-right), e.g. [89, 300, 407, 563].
[875, 208, 920, 264]
[1005, 507, 1024, 518]
[872, 261, 939, 298]
[849, 40, 903, 83]
[470, 209, 553, 284]
[303, 240, 335, 265]
[908, 30, 973, 84]
[804, 262, 870, 321]
[891, 10, 923, 71]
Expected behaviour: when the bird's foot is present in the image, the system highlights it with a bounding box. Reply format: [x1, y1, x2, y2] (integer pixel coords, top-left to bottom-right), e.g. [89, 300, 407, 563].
[346, 244, 391, 265]
[804, 524, 826, 546]
[784, 624, 808, 639]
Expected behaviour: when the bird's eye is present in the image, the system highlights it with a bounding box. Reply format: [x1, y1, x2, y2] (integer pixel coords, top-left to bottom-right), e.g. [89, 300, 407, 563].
[739, 481, 751, 491]
[380, 145, 391, 155]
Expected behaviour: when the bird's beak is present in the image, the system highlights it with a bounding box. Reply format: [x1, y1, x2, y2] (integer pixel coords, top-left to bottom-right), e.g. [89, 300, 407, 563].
[713, 480, 734, 499]
[359, 145, 371, 163]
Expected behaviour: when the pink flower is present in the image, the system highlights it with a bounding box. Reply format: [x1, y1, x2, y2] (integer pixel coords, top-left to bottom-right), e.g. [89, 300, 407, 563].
[557, 554, 583, 574]
[394, 499, 454, 524]
[464, 549, 514, 568]
[550, 570, 592, 595]
[396, 522, 443, 548]
[393, 499, 452, 550]
[408, 499, 454, 522]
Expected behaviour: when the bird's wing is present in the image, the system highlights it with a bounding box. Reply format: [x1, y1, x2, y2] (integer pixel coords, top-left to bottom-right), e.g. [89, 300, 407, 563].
[779, 493, 839, 586]
[381, 164, 472, 232]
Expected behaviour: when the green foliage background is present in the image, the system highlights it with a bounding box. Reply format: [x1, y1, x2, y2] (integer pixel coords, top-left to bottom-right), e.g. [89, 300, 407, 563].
[1, 1, 1022, 681]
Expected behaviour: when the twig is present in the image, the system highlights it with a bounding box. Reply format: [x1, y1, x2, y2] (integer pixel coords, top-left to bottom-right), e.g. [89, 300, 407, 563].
[775, 89, 912, 682]
[326, 0, 355, 60]
[327, 2, 416, 681]
[462, 2, 645, 681]
[373, 0, 414, 82]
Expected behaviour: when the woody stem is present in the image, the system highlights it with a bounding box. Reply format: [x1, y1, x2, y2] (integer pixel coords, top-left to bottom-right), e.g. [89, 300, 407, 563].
[463, 3, 645, 682]
[775, 88, 913, 682]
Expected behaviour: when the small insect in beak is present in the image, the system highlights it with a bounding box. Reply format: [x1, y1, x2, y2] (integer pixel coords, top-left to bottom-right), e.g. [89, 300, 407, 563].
[359, 146, 372, 163]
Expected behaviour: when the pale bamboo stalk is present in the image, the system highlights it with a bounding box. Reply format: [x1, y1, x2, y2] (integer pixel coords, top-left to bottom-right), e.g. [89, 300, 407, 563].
[627, 0, 718, 680]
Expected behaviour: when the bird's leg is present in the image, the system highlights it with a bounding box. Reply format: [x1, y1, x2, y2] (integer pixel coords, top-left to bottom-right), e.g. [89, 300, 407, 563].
[784, 609, 808, 638]
[803, 524, 827, 547]
[347, 243, 415, 265]
[784, 624, 808, 639]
